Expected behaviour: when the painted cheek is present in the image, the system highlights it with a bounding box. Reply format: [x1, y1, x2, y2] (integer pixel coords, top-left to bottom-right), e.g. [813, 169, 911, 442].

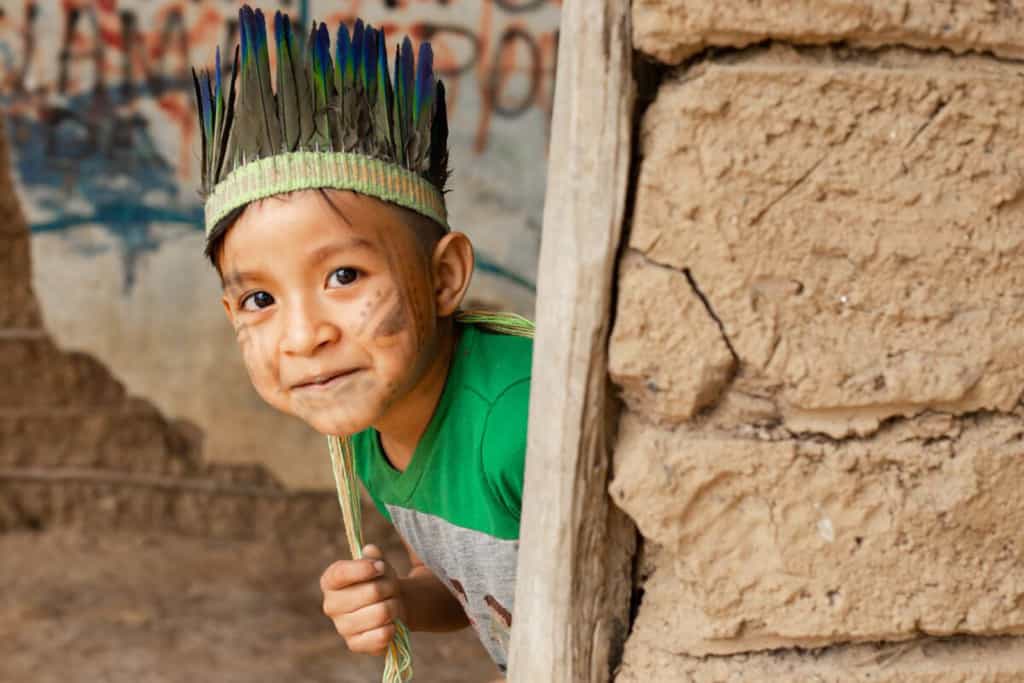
[352, 287, 390, 338]
[372, 292, 409, 339]
[353, 296, 377, 336]
[354, 287, 410, 348]
[236, 322, 285, 398]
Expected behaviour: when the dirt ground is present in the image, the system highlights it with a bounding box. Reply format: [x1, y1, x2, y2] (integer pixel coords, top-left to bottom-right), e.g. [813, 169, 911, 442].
[0, 528, 499, 683]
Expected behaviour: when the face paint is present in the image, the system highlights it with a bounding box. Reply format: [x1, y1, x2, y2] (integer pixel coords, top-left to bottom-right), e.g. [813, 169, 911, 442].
[218, 189, 448, 438]
[373, 293, 408, 338]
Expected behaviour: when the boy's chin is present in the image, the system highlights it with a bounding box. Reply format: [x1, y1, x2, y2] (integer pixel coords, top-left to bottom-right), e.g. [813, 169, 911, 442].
[300, 410, 377, 438]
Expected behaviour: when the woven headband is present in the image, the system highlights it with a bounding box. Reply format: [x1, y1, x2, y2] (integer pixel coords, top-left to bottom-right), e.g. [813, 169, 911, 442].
[203, 151, 448, 235]
[193, 6, 450, 238]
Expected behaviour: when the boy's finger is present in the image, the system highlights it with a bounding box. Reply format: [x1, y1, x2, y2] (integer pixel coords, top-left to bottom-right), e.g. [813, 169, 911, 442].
[361, 544, 396, 578]
[322, 578, 399, 617]
[347, 623, 397, 657]
[319, 558, 384, 592]
[339, 597, 401, 635]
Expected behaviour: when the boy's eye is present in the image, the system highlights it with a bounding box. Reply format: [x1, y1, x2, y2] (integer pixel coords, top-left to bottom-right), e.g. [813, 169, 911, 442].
[328, 267, 360, 288]
[240, 291, 274, 311]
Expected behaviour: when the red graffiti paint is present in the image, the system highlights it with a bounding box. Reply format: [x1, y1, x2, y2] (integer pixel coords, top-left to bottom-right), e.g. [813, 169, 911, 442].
[1, 0, 560, 182]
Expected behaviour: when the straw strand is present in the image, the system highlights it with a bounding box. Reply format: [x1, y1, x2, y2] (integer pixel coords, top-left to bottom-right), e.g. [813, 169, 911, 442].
[327, 434, 414, 683]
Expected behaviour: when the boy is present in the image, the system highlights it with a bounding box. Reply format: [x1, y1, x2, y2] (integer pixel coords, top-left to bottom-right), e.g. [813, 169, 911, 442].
[191, 6, 531, 676]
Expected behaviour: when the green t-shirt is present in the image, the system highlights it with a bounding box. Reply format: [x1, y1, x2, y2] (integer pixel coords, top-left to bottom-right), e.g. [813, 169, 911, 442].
[352, 322, 532, 671]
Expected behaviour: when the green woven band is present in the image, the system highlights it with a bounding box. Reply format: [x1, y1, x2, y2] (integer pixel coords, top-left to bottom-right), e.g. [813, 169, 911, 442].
[203, 151, 449, 236]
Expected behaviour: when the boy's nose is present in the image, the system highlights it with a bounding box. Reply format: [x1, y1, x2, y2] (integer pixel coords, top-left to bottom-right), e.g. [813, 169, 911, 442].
[280, 297, 340, 356]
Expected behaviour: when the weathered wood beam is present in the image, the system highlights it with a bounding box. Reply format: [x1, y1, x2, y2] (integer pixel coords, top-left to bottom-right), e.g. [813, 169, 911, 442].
[508, 1, 636, 681]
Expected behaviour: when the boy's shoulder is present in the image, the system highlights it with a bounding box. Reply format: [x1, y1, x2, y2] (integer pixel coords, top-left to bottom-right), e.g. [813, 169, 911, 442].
[454, 323, 533, 407]
[456, 325, 531, 521]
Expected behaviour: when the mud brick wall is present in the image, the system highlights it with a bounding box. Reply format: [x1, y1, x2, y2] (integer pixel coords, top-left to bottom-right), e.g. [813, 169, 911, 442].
[608, 2, 1024, 681]
[0, 124, 359, 548]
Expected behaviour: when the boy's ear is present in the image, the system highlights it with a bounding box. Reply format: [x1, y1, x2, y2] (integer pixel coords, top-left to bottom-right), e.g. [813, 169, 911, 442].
[431, 231, 474, 317]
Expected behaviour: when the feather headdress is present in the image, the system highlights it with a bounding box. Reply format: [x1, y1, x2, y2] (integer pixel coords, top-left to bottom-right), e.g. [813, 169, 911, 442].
[192, 6, 450, 237]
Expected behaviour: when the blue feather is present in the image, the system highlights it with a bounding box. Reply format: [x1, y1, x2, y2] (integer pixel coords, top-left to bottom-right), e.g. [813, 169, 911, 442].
[254, 8, 268, 55]
[336, 23, 350, 82]
[203, 77, 215, 137]
[273, 12, 294, 72]
[317, 22, 331, 81]
[414, 41, 434, 125]
[400, 38, 413, 95]
[352, 20, 365, 88]
[239, 7, 250, 68]
[378, 27, 391, 113]
[399, 37, 413, 123]
[378, 29, 391, 96]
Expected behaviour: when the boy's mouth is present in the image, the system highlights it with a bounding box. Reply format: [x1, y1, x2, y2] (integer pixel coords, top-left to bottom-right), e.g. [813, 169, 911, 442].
[291, 369, 360, 391]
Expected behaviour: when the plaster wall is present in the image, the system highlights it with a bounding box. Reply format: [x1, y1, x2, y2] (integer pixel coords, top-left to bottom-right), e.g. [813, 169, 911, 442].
[1, 0, 557, 489]
[0, 120, 351, 544]
[610, 2, 1024, 679]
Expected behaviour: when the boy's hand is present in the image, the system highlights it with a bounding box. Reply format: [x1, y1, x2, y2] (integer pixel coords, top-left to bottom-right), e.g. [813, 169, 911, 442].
[320, 544, 406, 656]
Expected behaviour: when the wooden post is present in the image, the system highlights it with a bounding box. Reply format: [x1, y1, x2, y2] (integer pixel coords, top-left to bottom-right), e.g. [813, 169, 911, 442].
[508, 1, 636, 681]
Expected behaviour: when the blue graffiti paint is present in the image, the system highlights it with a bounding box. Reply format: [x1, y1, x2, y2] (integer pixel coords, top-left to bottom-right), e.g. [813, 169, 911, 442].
[474, 258, 535, 292]
[5, 90, 202, 291]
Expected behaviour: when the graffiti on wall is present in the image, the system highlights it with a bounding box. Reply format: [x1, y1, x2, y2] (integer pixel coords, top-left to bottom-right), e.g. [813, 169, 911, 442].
[0, 0, 559, 291]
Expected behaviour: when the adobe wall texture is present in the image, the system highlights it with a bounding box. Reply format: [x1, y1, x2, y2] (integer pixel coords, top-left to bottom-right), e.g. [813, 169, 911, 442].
[611, 3, 1024, 680]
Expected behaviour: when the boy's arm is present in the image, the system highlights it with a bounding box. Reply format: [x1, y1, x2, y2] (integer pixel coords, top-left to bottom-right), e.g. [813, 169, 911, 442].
[396, 537, 470, 632]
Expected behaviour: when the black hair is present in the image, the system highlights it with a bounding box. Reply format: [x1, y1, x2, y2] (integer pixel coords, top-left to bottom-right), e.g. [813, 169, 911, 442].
[204, 206, 245, 275]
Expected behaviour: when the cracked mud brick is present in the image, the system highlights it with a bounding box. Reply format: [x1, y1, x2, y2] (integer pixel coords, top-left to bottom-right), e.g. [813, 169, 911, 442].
[628, 47, 1024, 439]
[634, 0, 1024, 63]
[611, 410, 1024, 655]
[617, 632, 1024, 682]
[609, 251, 735, 422]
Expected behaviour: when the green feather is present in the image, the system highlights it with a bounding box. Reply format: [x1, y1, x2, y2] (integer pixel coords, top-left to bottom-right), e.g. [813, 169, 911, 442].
[410, 42, 434, 173]
[333, 24, 356, 152]
[400, 37, 415, 167]
[308, 22, 332, 150]
[392, 45, 406, 167]
[256, 9, 284, 154]
[275, 12, 300, 152]
[371, 28, 393, 159]
[212, 47, 224, 157]
[254, 10, 281, 153]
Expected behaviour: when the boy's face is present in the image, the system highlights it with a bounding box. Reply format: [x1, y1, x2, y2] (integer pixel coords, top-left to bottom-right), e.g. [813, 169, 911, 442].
[219, 190, 445, 436]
